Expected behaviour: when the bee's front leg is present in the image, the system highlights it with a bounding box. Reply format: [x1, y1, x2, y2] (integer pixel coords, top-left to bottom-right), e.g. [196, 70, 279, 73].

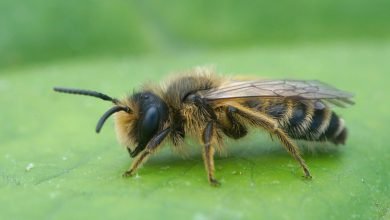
[202, 121, 221, 187]
[123, 127, 171, 177]
[122, 152, 150, 177]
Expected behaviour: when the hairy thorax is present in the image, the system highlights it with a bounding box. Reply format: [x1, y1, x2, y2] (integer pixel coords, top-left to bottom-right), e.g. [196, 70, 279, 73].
[160, 68, 223, 143]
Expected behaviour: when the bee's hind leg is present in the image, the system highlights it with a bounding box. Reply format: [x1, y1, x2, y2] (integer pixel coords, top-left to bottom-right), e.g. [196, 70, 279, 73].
[225, 103, 312, 179]
[271, 128, 312, 178]
[202, 121, 221, 187]
[122, 128, 171, 178]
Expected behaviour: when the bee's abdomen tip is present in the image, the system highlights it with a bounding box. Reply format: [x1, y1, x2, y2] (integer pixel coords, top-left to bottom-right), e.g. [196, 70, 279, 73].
[331, 127, 348, 145]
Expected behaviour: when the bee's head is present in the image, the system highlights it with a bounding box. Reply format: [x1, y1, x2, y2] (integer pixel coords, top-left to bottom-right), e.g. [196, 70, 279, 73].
[53, 88, 168, 158]
[115, 91, 169, 157]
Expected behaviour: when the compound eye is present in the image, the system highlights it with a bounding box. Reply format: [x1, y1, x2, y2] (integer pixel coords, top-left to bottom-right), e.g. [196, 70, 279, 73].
[138, 106, 160, 147]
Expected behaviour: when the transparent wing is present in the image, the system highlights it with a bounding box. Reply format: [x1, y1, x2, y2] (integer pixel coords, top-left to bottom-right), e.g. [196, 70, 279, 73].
[201, 79, 354, 106]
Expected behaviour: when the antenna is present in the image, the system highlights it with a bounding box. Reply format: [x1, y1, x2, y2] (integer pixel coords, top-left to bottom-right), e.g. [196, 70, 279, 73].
[53, 87, 119, 104]
[96, 106, 130, 133]
[54, 87, 132, 133]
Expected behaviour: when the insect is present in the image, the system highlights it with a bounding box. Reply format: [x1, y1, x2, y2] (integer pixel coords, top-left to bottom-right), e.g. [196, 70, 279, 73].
[54, 67, 354, 186]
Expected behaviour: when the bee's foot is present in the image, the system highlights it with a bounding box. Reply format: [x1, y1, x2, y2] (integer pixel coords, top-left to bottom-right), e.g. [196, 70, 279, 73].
[303, 168, 312, 180]
[209, 178, 221, 187]
[122, 170, 134, 178]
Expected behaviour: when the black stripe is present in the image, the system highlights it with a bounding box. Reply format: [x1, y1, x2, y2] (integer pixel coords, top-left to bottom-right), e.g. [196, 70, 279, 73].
[245, 99, 262, 109]
[267, 103, 286, 119]
[288, 107, 324, 141]
[321, 112, 339, 139]
[308, 108, 324, 133]
[288, 103, 306, 127]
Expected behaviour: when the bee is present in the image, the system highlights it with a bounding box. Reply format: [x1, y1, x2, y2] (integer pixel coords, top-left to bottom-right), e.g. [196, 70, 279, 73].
[54, 67, 354, 186]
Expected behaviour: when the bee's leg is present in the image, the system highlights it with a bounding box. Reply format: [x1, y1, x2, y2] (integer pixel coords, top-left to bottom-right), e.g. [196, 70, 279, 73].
[272, 128, 311, 178]
[122, 151, 150, 177]
[202, 121, 221, 186]
[126, 148, 132, 157]
[220, 106, 248, 139]
[226, 104, 312, 178]
[122, 128, 171, 177]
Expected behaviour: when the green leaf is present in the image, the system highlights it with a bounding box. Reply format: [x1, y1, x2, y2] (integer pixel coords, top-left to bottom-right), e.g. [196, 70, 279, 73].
[0, 42, 389, 219]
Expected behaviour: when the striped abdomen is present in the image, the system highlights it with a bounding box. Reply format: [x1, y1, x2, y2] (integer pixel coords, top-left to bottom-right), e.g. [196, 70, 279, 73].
[246, 99, 347, 145]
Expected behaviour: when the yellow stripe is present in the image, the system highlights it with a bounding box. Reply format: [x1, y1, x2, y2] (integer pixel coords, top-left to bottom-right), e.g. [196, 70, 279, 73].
[296, 101, 314, 136]
[279, 99, 294, 127]
[314, 106, 332, 139]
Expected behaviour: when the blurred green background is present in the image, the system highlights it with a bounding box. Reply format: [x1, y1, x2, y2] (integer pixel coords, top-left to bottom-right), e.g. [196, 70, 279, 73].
[1, 0, 390, 69]
[1, 1, 389, 220]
